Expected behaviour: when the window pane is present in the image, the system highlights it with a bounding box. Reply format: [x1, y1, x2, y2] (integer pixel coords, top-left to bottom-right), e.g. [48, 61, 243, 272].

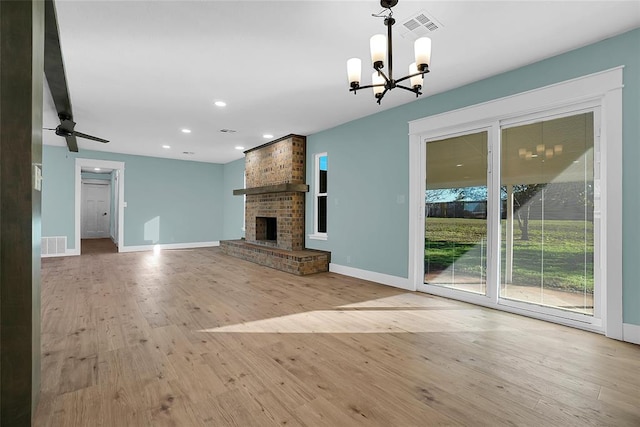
[319, 155, 327, 193]
[425, 131, 488, 295]
[500, 112, 594, 315]
[318, 195, 327, 233]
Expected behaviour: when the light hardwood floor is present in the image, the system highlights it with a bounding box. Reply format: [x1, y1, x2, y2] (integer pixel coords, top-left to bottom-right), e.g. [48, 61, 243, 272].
[34, 247, 640, 426]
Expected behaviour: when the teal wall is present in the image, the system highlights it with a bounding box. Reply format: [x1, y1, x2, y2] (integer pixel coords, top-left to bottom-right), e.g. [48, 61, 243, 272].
[42, 146, 224, 248]
[305, 122, 410, 277]
[305, 28, 640, 326]
[222, 158, 245, 240]
[42, 147, 75, 244]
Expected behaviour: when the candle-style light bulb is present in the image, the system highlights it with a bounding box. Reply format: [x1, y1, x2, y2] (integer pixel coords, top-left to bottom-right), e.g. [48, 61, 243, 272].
[347, 58, 362, 88]
[409, 63, 423, 91]
[370, 34, 386, 69]
[414, 37, 431, 72]
[372, 72, 385, 98]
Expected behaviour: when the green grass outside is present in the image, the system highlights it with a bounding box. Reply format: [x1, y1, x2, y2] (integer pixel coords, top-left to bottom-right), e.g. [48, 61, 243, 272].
[425, 218, 594, 292]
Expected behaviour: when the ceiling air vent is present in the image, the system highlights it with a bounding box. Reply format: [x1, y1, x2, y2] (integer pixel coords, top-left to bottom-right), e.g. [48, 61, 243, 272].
[219, 129, 237, 133]
[399, 9, 443, 40]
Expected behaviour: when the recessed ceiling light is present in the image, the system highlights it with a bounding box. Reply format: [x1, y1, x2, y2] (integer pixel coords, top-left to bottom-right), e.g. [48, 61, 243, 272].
[214, 101, 227, 107]
[456, 164, 463, 167]
[94, 168, 101, 171]
[235, 146, 245, 150]
[263, 134, 273, 139]
[162, 145, 171, 149]
[181, 128, 191, 134]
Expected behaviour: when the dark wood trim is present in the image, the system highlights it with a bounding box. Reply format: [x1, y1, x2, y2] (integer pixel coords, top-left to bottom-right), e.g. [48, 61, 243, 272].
[0, 1, 44, 425]
[233, 183, 309, 196]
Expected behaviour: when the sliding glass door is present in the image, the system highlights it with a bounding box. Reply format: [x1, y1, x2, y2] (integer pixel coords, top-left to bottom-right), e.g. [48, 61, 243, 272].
[425, 131, 488, 295]
[500, 112, 595, 315]
[423, 111, 598, 320]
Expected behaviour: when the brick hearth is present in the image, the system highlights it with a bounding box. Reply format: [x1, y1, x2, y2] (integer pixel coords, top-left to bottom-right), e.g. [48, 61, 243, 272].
[220, 240, 330, 276]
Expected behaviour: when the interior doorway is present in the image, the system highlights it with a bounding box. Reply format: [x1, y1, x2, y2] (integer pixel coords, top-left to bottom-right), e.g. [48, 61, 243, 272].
[80, 175, 116, 255]
[75, 158, 125, 254]
[81, 181, 111, 239]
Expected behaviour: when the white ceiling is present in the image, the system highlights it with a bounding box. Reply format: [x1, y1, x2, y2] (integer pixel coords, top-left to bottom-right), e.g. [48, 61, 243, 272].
[42, 0, 640, 164]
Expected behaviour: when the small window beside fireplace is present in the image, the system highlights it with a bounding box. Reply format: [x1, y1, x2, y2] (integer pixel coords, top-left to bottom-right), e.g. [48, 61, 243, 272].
[256, 217, 277, 242]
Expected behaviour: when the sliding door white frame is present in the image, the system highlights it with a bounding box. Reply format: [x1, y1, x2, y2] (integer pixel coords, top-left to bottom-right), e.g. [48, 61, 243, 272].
[408, 67, 623, 338]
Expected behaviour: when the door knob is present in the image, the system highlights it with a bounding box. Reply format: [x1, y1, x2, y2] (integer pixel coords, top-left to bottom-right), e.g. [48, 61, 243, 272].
[103, 213, 108, 216]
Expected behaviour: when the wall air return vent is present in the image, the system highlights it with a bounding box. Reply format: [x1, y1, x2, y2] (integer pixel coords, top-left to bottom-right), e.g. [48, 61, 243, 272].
[42, 236, 67, 257]
[399, 10, 443, 40]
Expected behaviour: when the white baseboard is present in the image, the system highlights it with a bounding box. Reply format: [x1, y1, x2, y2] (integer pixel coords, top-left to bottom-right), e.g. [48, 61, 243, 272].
[329, 263, 415, 291]
[119, 241, 220, 253]
[623, 323, 640, 345]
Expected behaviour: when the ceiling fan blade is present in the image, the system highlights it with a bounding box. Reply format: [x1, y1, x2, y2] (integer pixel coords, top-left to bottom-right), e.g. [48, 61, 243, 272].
[65, 134, 79, 152]
[73, 131, 109, 144]
[44, 0, 73, 121]
[44, 0, 108, 151]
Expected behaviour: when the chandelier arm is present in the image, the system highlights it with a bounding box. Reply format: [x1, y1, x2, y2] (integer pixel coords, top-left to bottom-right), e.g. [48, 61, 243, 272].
[349, 83, 386, 92]
[376, 87, 390, 104]
[396, 84, 422, 95]
[394, 71, 426, 85]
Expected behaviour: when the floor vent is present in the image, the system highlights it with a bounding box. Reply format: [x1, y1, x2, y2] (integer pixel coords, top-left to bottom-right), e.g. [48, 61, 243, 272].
[399, 10, 443, 40]
[42, 236, 67, 257]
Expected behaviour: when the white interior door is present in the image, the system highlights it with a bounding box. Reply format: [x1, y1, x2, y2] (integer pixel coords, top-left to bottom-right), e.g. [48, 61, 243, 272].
[82, 182, 111, 239]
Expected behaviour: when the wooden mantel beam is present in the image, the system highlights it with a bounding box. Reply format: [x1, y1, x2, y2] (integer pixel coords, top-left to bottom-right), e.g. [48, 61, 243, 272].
[233, 183, 309, 196]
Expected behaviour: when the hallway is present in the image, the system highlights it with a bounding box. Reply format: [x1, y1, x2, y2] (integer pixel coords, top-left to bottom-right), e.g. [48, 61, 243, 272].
[81, 238, 117, 255]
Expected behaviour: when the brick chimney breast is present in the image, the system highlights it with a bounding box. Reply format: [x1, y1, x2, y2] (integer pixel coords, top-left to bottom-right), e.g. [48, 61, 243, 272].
[222, 134, 330, 275]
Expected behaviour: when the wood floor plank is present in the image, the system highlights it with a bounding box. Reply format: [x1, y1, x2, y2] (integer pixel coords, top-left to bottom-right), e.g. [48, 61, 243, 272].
[256, 335, 462, 426]
[34, 247, 640, 426]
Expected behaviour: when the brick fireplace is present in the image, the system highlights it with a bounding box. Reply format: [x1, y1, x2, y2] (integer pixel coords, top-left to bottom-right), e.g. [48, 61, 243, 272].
[220, 134, 330, 275]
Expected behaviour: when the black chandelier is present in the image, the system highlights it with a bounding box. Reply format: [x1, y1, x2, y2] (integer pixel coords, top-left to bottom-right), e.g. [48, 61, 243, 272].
[347, 0, 432, 104]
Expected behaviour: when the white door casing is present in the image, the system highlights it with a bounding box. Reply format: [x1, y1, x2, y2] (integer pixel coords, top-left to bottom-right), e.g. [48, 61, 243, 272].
[113, 171, 120, 244]
[81, 182, 110, 239]
[74, 158, 125, 255]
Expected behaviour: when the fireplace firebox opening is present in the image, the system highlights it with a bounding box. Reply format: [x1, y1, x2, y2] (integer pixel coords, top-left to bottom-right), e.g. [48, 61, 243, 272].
[256, 217, 277, 242]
